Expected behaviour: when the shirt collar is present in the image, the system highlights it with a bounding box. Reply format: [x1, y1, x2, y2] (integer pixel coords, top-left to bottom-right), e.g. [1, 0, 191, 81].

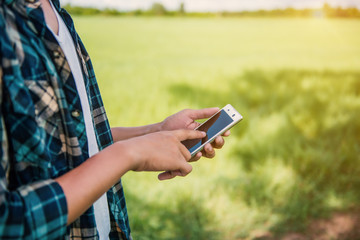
[5, 0, 60, 22]
[6, 0, 57, 40]
[7, 0, 42, 22]
[50, 0, 61, 11]
[4, 0, 59, 6]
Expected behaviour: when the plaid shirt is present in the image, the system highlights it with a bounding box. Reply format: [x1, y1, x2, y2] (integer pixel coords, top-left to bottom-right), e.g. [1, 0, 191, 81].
[0, 0, 131, 239]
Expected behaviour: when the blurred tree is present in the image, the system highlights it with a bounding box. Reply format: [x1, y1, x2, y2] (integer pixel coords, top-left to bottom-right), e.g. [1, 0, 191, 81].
[131, 9, 144, 16]
[63, 3, 360, 18]
[102, 8, 122, 16]
[179, 2, 185, 15]
[323, 3, 334, 17]
[151, 3, 167, 16]
[322, 3, 360, 18]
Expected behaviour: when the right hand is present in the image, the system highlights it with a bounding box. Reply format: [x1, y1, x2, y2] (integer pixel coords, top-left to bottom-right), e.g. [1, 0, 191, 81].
[160, 108, 230, 161]
[122, 129, 206, 180]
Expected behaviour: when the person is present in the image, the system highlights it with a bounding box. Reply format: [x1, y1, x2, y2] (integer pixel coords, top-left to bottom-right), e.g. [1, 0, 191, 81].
[0, 0, 230, 239]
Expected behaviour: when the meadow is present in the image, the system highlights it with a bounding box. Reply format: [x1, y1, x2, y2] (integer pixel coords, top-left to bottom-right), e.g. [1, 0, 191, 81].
[73, 17, 360, 239]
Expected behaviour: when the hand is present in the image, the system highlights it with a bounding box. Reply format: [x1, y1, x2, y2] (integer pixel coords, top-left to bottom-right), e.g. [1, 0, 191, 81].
[161, 108, 219, 131]
[160, 108, 230, 160]
[123, 129, 206, 180]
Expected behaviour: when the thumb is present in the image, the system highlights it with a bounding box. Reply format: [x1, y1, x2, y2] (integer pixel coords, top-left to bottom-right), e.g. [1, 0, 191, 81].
[158, 163, 193, 181]
[175, 129, 206, 142]
[179, 162, 193, 176]
[189, 108, 219, 120]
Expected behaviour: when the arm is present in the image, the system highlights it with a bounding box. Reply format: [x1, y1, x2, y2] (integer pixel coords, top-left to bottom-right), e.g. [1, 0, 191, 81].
[0, 122, 203, 235]
[111, 123, 161, 142]
[55, 129, 205, 224]
[61, 108, 231, 223]
[111, 108, 230, 159]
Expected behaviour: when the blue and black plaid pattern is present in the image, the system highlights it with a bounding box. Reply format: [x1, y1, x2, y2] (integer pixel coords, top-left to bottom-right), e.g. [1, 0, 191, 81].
[0, 0, 130, 239]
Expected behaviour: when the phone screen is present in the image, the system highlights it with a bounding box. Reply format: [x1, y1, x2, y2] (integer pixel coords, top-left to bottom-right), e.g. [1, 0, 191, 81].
[182, 109, 233, 154]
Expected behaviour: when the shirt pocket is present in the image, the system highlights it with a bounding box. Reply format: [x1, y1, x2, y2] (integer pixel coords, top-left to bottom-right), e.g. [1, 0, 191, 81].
[24, 79, 59, 126]
[17, 80, 63, 172]
[4, 79, 64, 183]
[23, 79, 63, 158]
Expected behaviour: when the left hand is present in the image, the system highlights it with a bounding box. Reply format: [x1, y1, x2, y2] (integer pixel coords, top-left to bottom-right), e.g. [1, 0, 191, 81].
[160, 108, 230, 161]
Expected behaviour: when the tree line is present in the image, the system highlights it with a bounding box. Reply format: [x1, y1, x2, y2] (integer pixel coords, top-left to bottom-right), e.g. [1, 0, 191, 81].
[63, 3, 360, 18]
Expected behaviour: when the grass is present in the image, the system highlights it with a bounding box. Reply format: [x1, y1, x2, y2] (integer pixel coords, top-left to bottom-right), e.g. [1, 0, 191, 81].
[73, 17, 360, 239]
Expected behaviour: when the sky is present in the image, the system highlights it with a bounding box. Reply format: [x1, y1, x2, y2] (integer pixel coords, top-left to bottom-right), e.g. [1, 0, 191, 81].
[61, 0, 360, 12]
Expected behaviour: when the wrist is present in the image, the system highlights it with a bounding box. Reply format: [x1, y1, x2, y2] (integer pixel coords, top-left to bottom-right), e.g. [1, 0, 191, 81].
[113, 139, 142, 172]
[144, 122, 162, 134]
[108, 141, 138, 173]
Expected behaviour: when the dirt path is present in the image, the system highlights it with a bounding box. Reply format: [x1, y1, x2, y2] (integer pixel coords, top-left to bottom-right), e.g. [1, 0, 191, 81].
[252, 209, 360, 240]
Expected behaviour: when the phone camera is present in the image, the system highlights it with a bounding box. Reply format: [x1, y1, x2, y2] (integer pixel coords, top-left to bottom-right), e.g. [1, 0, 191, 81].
[232, 114, 235, 117]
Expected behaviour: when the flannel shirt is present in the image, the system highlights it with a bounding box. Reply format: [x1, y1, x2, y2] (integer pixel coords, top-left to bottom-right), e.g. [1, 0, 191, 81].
[0, 0, 131, 239]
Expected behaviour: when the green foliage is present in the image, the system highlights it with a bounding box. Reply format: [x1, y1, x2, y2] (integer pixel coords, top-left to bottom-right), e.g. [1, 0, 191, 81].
[63, 4, 360, 18]
[230, 69, 360, 231]
[218, 8, 314, 18]
[167, 68, 360, 233]
[323, 3, 360, 18]
[74, 17, 360, 239]
[63, 5, 101, 15]
[150, 3, 167, 16]
[179, 2, 185, 15]
[127, 192, 219, 240]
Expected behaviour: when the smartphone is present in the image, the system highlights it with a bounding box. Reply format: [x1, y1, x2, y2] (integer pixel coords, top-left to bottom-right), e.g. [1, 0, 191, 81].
[182, 104, 243, 157]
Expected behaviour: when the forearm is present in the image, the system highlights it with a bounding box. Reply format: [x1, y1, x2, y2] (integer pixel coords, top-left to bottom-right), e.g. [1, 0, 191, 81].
[55, 141, 134, 225]
[111, 123, 162, 142]
[55, 121, 208, 225]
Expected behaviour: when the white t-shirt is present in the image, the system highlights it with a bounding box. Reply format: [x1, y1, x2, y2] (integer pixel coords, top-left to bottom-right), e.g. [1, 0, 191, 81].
[48, 2, 110, 239]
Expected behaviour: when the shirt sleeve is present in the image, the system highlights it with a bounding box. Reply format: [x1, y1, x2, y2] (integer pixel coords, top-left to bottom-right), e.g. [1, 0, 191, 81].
[0, 68, 68, 239]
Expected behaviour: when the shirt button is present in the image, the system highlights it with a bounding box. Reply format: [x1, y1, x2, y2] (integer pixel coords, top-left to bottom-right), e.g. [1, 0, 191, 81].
[71, 109, 81, 118]
[53, 51, 60, 58]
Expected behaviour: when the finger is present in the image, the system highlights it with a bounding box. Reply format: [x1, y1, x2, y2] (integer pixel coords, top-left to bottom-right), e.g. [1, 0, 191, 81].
[188, 108, 220, 120]
[187, 121, 200, 130]
[158, 163, 192, 180]
[158, 171, 174, 181]
[158, 170, 181, 181]
[179, 162, 193, 176]
[174, 129, 206, 142]
[189, 152, 202, 162]
[178, 143, 192, 161]
[176, 130, 203, 160]
[202, 143, 215, 158]
[212, 136, 225, 149]
[222, 130, 231, 137]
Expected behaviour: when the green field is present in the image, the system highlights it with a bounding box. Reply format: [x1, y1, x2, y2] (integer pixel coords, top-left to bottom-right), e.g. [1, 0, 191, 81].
[74, 17, 360, 239]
